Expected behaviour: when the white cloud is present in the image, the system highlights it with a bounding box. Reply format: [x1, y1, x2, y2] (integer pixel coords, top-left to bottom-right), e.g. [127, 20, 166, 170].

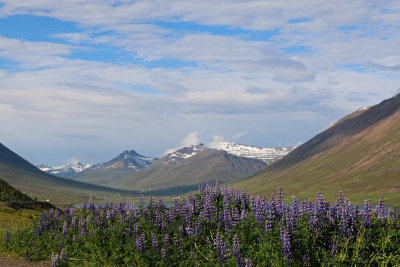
[232, 131, 248, 141]
[163, 131, 199, 155]
[0, 1, 399, 164]
[206, 135, 226, 148]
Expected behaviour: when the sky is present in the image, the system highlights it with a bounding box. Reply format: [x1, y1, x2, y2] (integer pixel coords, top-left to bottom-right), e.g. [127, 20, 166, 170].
[0, 1, 399, 166]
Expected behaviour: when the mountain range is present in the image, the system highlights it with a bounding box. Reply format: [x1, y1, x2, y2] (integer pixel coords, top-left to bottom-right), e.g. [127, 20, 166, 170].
[38, 143, 293, 177]
[0, 143, 139, 204]
[234, 93, 400, 204]
[72, 144, 268, 193]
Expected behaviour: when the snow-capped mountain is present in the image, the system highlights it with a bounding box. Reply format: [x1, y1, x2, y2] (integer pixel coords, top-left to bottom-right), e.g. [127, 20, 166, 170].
[37, 162, 92, 177]
[70, 150, 157, 185]
[163, 144, 207, 164]
[89, 150, 156, 171]
[209, 142, 295, 164]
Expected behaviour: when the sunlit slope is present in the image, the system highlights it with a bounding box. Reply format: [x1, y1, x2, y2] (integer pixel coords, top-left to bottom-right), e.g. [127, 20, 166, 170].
[234, 94, 400, 204]
[0, 143, 137, 203]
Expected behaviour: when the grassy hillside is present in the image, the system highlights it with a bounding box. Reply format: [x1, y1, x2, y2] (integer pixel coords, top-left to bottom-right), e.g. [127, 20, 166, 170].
[105, 149, 267, 192]
[234, 94, 400, 205]
[0, 178, 32, 202]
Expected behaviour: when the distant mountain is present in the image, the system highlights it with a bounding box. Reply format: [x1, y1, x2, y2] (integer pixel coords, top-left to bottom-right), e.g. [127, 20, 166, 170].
[0, 143, 138, 203]
[102, 145, 268, 193]
[37, 162, 92, 177]
[210, 142, 295, 164]
[234, 93, 400, 204]
[71, 150, 156, 185]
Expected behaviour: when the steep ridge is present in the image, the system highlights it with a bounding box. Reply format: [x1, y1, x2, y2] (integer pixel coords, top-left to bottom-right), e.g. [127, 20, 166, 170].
[104, 146, 268, 192]
[234, 94, 400, 204]
[71, 150, 156, 185]
[0, 143, 138, 202]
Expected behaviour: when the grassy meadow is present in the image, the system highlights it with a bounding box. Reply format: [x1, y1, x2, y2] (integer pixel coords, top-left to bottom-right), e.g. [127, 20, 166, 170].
[1, 184, 400, 266]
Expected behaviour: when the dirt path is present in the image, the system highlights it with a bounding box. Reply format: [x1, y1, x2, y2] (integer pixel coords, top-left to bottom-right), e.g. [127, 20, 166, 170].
[0, 256, 50, 267]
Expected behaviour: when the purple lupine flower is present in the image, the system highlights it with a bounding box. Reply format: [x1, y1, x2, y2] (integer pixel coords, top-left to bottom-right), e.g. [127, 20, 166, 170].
[240, 197, 247, 220]
[79, 217, 85, 237]
[336, 191, 346, 207]
[231, 207, 239, 226]
[377, 196, 385, 220]
[152, 233, 158, 253]
[363, 199, 372, 226]
[54, 209, 61, 222]
[245, 258, 253, 267]
[5, 230, 10, 243]
[82, 203, 87, 216]
[135, 234, 145, 253]
[161, 247, 167, 261]
[215, 180, 221, 195]
[233, 234, 242, 266]
[163, 234, 169, 247]
[328, 235, 338, 256]
[71, 217, 76, 230]
[280, 226, 291, 262]
[265, 207, 273, 231]
[292, 197, 300, 221]
[51, 253, 59, 267]
[89, 197, 95, 211]
[62, 221, 68, 238]
[223, 197, 232, 231]
[214, 233, 229, 264]
[185, 224, 193, 236]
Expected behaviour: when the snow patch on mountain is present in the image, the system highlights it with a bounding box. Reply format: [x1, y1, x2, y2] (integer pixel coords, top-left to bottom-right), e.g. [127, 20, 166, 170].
[209, 142, 295, 164]
[164, 144, 206, 164]
[37, 162, 92, 176]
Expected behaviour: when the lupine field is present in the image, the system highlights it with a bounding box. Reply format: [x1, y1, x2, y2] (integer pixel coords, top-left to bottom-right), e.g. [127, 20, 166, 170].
[2, 183, 400, 266]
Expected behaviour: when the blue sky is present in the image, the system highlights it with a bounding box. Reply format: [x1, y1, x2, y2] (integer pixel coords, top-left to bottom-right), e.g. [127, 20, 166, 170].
[0, 1, 399, 165]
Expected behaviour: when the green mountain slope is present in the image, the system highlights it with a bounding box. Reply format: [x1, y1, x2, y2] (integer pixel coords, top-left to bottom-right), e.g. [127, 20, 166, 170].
[0, 178, 32, 202]
[105, 148, 268, 192]
[233, 94, 400, 204]
[0, 143, 138, 204]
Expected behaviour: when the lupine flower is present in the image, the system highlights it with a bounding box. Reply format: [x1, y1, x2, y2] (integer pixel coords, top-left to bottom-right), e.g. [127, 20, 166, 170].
[135, 234, 145, 253]
[161, 247, 167, 261]
[152, 233, 158, 253]
[5, 230, 10, 243]
[363, 199, 372, 226]
[245, 258, 253, 267]
[214, 233, 229, 264]
[233, 234, 242, 265]
[62, 221, 68, 238]
[51, 253, 59, 267]
[377, 196, 385, 220]
[280, 226, 291, 262]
